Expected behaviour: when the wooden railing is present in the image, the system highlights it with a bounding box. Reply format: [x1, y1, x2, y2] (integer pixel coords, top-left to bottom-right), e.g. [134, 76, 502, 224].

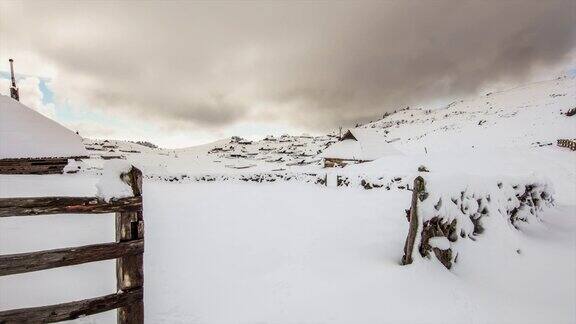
[0, 166, 144, 324]
[557, 139, 576, 151]
[0, 156, 88, 175]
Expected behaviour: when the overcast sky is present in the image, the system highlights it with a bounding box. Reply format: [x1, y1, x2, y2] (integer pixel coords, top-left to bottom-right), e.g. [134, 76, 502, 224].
[1, 0, 575, 147]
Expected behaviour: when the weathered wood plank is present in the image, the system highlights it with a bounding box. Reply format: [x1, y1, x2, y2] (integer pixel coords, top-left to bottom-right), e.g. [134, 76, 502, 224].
[402, 176, 425, 265]
[0, 287, 143, 323]
[117, 167, 144, 324]
[0, 163, 66, 175]
[0, 156, 89, 175]
[0, 196, 142, 217]
[0, 156, 88, 163]
[0, 239, 143, 276]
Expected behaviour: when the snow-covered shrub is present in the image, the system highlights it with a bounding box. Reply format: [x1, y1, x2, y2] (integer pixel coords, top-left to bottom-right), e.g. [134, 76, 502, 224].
[404, 176, 554, 269]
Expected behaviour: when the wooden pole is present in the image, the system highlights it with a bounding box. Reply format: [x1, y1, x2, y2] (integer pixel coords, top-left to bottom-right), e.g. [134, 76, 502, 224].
[402, 176, 425, 265]
[9, 59, 19, 101]
[116, 167, 144, 324]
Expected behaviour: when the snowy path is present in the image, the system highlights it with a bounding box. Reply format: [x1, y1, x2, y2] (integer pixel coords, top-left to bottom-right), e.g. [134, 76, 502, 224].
[1, 179, 575, 323]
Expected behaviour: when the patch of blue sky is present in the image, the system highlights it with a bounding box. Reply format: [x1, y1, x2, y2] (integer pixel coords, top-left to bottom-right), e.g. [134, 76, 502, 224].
[0, 71, 149, 138]
[37, 78, 54, 104]
[0, 71, 53, 104]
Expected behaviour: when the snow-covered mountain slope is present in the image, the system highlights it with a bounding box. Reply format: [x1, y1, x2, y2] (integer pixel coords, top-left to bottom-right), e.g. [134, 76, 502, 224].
[172, 134, 338, 173]
[79, 76, 575, 177]
[81, 134, 339, 175]
[359, 76, 575, 154]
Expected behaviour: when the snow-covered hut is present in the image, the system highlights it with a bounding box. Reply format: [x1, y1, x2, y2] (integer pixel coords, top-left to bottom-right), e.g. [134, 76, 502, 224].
[0, 95, 87, 174]
[320, 129, 402, 167]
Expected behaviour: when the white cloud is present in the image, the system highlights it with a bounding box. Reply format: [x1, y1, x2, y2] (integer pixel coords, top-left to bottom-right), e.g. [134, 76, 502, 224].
[62, 121, 122, 139]
[0, 77, 56, 119]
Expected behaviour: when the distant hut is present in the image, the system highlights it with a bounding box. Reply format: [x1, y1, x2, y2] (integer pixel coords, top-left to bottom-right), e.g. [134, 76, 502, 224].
[0, 95, 87, 174]
[321, 129, 402, 167]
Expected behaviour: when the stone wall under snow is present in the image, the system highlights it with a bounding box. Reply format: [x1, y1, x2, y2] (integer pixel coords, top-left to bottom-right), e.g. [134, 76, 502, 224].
[402, 176, 554, 269]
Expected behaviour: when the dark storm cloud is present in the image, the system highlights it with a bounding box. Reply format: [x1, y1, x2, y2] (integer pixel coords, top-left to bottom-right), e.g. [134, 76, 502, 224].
[1, 0, 574, 130]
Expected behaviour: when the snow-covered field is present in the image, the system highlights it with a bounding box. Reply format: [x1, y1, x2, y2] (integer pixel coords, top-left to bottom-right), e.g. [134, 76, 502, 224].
[1, 76, 575, 323]
[1, 174, 575, 323]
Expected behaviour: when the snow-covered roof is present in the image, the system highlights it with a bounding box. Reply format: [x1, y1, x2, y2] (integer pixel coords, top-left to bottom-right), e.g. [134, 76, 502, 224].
[320, 129, 402, 161]
[0, 95, 87, 159]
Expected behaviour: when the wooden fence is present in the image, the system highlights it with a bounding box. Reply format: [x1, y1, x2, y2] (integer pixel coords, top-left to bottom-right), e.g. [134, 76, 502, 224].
[0, 156, 88, 175]
[0, 167, 144, 324]
[557, 139, 576, 151]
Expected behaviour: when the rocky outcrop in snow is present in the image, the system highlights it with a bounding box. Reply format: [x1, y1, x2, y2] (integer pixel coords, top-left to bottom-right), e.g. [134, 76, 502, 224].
[403, 176, 554, 269]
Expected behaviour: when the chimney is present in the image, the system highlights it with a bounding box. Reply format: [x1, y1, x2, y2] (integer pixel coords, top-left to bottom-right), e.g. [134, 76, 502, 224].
[9, 59, 19, 101]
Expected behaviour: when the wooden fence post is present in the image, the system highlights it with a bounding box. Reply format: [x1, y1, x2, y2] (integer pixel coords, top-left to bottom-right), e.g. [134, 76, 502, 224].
[402, 176, 425, 265]
[116, 167, 144, 324]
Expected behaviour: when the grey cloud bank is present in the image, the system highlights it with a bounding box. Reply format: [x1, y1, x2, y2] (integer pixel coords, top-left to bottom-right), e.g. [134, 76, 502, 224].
[1, 0, 574, 132]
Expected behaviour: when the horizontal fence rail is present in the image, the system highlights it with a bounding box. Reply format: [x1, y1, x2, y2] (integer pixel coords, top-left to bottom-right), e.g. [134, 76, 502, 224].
[0, 196, 142, 217]
[0, 166, 144, 324]
[0, 239, 143, 276]
[0, 288, 143, 324]
[0, 156, 88, 175]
